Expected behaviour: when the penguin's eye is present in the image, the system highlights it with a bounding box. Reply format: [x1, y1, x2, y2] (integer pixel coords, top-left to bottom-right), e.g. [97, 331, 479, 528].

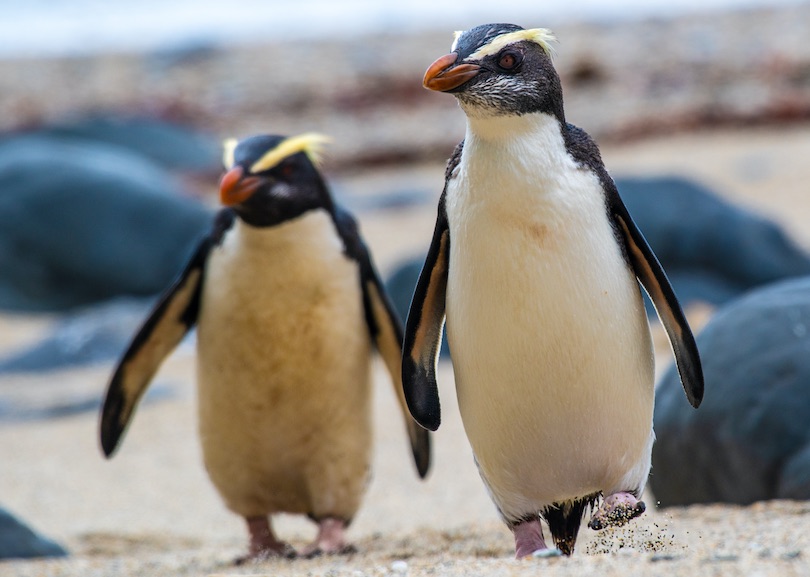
[497, 50, 521, 71]
[279, 163, 295, 179]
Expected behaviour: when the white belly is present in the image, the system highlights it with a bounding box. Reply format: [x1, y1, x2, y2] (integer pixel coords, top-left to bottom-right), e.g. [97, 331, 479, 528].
[445, 122, 655, 519]
[196, 211, 372, 519]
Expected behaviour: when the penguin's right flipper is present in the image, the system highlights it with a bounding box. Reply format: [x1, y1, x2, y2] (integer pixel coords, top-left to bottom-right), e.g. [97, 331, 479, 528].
[99, 240, 208, 457]
[99, 211, 231, 457]
[609, 197, 704, 408]
[402, 193, 450, 432]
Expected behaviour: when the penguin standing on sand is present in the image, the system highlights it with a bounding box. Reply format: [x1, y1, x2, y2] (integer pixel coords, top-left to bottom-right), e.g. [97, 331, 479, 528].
[100, 133, 430, 560]
[403, 24, 703, 558]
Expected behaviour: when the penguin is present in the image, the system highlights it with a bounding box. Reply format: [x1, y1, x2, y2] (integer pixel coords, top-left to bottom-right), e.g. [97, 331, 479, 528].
[402, 24, 703, 558]
[100, 133, 430, 560]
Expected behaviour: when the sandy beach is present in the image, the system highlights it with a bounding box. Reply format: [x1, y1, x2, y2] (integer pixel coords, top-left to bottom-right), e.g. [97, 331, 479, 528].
[2, 4, 810, 576]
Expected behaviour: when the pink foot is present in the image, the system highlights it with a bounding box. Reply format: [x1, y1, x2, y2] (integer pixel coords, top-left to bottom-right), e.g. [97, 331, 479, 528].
[235, 516, 296, 564]
[300, 517, 356, 558]
[588, 492, 646, 530]
[513, 518, 551, 558]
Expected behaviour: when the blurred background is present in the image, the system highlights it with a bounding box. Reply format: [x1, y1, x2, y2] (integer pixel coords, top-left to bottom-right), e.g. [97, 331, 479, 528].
[1, 0, 810, 573]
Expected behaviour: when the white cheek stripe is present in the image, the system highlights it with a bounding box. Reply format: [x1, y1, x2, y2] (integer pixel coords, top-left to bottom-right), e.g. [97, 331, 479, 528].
[464, 28, 556, 61]
[222, 138, 237, 169]
[450, 30, 463, 52]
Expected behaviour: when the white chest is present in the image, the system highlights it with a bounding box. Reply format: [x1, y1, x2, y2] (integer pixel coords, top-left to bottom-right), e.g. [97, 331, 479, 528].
[444, 114, 637, 335]
[205, 210, 351, 312]
[196, 209, 371, 419]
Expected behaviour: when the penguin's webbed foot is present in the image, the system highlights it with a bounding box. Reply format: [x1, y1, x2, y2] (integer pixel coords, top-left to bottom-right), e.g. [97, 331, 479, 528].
[300, 517, 356, 558]
[513, 517, 559, 559]
[588, 492, 646, 530]
[236, 515, 297, 564]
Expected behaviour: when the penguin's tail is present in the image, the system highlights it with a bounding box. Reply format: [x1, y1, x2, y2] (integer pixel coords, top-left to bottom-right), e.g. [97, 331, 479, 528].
[542, 493, 600, 556]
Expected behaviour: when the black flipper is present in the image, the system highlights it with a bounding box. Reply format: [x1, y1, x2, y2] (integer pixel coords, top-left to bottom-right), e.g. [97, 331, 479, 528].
[334, 207, 431, 478]
[609, 193, 704, 408]
[99, 210, 233, 457]
[401, 144, 462, 431]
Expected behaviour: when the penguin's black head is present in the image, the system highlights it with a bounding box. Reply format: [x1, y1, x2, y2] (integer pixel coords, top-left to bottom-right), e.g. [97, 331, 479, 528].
[219, 133, 332, 227]
[423, 23, 563, 120]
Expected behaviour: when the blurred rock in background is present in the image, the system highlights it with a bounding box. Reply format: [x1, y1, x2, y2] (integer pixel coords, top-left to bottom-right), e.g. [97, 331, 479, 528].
[652, 276, 810, 505]
[620, 176, 810, 311]
[0, 133, 213, 312]
[0, 506, 67, 560]
[0, 297, 157, 373]
[1, 114, 222, 175]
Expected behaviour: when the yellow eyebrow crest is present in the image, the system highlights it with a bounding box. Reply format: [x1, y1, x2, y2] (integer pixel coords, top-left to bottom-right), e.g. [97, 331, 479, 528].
[249, 133, 332, 174]
[467, 28, 556, 61]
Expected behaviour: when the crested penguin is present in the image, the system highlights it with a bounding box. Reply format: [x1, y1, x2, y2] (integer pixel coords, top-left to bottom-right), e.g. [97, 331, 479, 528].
[402, 24, 703, 558]
[100, 133, 430, 560]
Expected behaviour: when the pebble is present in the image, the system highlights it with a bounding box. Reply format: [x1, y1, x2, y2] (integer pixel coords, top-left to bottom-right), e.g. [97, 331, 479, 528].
[650, 553, 680, 562]
[781, 551, 802, 560]
[390, 560, 408, 573]
[707, 553, 740, 563]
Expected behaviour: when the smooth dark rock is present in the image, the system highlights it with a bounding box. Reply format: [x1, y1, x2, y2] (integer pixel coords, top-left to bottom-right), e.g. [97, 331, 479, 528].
[652, 276, 810, 506]
[0, 136, 213, 312]
[0, 298, 156, 373]
[5, 114, 221, 173]
[0, 507, 67, 559]
[620, 176, 810, 308]
[0, 297, 181, 418]
[384, 258, 423, 328]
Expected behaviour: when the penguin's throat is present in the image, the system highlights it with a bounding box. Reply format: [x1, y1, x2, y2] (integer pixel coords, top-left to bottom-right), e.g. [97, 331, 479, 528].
[461, 112, 574, 187]
[464, 110, 562, 144]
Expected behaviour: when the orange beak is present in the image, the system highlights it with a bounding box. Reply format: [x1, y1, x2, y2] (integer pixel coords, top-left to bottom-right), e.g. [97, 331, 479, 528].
[219, 166, 262, 206]
[423, 53, 481, 92]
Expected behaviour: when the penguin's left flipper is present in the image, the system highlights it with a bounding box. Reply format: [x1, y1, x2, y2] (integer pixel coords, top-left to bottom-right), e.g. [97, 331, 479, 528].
[335, 208, 431, 478]
[401, 197, 451, 434]
[609, 192, 704, 408]
[98, 212, 228, 457]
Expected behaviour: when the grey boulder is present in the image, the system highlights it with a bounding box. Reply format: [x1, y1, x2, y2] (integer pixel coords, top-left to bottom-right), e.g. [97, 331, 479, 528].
[0, 136, 212, 312]
[652, 276, 810, 505]
[0, 507, 67, 559]
[620, 176, 810, 309]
